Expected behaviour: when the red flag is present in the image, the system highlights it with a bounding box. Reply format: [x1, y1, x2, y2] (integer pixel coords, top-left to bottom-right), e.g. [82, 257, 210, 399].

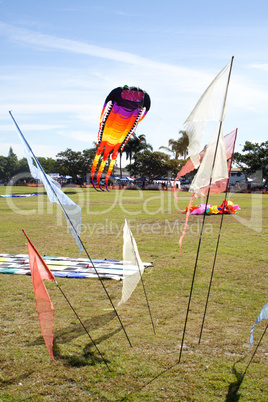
[22, 230, 56, 361]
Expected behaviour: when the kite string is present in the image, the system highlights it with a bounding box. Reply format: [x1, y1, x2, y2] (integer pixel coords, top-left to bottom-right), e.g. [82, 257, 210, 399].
[9, 111, 132, 348]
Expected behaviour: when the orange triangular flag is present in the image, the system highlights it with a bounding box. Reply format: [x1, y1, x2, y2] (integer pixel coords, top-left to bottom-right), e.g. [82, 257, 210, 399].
[22, 230, 56, 361]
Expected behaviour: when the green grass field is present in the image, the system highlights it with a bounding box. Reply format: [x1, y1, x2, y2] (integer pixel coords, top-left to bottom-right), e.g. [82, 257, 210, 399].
[0, 186, 267, 401]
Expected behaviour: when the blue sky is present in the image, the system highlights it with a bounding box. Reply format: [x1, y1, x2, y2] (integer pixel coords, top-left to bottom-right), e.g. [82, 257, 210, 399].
[1, 0, 267, 164]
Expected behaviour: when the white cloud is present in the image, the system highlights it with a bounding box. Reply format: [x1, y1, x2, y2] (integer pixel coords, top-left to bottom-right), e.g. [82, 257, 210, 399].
[56, 130, 96, 143]
[0, 142, 61, 159]
[250, 63, 268, 71]
[1, 22, 267, 116]
[0, 123, 65, 131]
[0, 21, 207, 80]
[1, 21, 267, 158]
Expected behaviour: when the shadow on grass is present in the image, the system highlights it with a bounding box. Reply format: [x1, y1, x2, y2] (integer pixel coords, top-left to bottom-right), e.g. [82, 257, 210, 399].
[30, 311, 120, 367]
[29, 191, 47, 196]
[52, 342, 106, 367]
[61, 191, 78, 195]
[56, 311, 117, 343]
[33, 190, 77, 196]
[30, 311, 116, 346]
[225, 358, 246, 402]
[53, 325, 123, 368]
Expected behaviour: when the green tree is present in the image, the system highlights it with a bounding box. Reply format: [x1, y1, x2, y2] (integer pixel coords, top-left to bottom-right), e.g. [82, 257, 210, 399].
[159, 130, 189, 159]
[165, 158, 186, 178]
[5, 147, 18, 181]
[56, 149, 83, 183]
[234, 141, 268, 186]
[56, 148, 97, 183]
[126, 150, 171, 182]
[14, 157, 30, 176]
[0, 153, 30, 182]
[134, 134, 153, 154]
[37, 157, 59, 174]
[0, 156, 7, 181]
[80, 148, 97, 179]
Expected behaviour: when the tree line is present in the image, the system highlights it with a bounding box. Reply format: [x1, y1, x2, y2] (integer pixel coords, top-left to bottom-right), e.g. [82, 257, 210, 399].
[1, 134, 267, 186]
[233, 140, 268, 187]
[0, 132, 189, 184]
[0, 147, 97, 185]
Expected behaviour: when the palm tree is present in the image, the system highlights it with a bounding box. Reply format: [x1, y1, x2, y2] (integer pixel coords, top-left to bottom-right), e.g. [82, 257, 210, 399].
[124, 134, 153, 165]
[159, 130, 189, 159]
[177, 130, 189, 159]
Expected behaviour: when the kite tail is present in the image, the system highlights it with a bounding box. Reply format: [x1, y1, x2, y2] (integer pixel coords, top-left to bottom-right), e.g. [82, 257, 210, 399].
[90, 145, 103, 181]
[91, 154, 101, 181]
[105, 157, 117, 186]
[96, 156, 108, 185]
[179, 194, 194, 254]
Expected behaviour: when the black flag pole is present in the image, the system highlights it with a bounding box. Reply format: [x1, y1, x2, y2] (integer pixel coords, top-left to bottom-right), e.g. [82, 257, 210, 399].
[242, 322, 268, 380]
[10, 111, 132, 348]
[178, 56, 234, 363]
[198, 128, 238, 344]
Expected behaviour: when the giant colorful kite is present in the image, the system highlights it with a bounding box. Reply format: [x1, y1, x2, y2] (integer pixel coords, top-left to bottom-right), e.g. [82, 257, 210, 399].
[90, 85, 151, 190]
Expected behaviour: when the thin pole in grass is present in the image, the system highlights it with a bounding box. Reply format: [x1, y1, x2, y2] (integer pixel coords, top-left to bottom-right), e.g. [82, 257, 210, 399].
[10, 111, 132, 348]
[178, 56, 234, 363]
[178, 120, 226, 362]
[178, 191, 209, 363]
[198, 128, 238, 344]
[22, 229, 110, 371]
